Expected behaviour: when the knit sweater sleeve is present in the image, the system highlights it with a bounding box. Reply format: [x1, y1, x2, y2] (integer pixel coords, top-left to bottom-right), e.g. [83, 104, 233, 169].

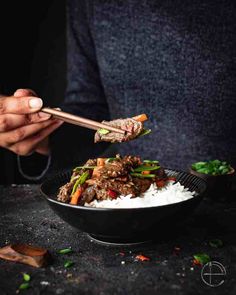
[49, 0, 110, 172]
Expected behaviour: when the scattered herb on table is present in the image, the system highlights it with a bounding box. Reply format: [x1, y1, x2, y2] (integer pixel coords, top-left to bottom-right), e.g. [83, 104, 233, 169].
[135, 254, 150, 262]
[64, 260, 74, 268]
[18, 282, 30, 291]
[16, 273, 31, 293]
[209, 239, 223, 248]
[22, 273, 31, 282]
[193, 253, 210, 265]
[58, 248, 73, 254]
[191, 160, 232, 175]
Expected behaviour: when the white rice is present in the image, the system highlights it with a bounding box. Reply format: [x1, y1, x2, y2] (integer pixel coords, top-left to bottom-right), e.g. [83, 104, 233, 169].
[84, 181, 196, 208]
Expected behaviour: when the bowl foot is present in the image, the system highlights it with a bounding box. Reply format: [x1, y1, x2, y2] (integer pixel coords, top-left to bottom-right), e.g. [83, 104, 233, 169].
[87, 234, 153, 246]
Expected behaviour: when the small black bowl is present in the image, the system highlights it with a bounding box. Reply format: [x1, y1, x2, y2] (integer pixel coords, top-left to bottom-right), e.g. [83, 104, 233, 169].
[40, 169, 206, 244]
[189, 166, 235, 200]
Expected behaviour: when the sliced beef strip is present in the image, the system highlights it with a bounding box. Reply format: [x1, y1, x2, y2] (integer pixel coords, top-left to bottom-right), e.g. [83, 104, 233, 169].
[98, 161, 129, 178]
[94, 118, 143, 143]
[95, 188, 109, 200]
[57, 182, 74, 203]
[79, 185, 97, 205]
[122, 155, 142, 167]
[98, 155, 141, 178]
[93, 178, 139, 197]
[154, 167, 167, 180]
[132, 178, 152, 194]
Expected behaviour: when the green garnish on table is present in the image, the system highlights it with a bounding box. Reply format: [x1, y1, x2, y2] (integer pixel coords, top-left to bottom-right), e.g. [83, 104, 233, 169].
[18, 282, 30, 291]
[58, 248, 73, 254]
[209, 239, 223, 248]
[22, 273, 31, 282]
[191, 159, 232, 175]
[64, 260, 74, 268]
[193, 253, 210, 265]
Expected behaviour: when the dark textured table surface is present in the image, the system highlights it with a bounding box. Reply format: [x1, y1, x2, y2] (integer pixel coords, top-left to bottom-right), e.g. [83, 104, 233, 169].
[0, 185, 235, 295]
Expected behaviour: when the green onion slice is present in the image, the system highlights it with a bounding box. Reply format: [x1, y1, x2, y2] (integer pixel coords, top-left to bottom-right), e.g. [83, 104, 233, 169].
[105, 157, 117, 163]
[130, 173, 156, 178]
[18, 282, 30, 290]
[209, 239, 223, 248]
[73, 166, 96, 172]
[193, 253, 210, 265]
[64, 260, 74, 268]
[138, 129, 152, 137]
[71, 171, 90, 195]
[133, 165, 160, 172]
[58, 248, 72, 254]
[22, 273, 31, 282]
[143, 160, 159, 164]
[98, 128, 110, 135]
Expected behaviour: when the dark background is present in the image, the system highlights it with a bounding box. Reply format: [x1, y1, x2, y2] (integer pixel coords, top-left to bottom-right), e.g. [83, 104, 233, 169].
[0, 1, 66, 184]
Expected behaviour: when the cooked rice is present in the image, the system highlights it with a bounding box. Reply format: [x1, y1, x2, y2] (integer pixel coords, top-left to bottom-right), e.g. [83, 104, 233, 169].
[84, 180, 196, 208]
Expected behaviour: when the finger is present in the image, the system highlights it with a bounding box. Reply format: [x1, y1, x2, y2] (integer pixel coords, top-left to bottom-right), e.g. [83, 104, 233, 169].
[9, 121, 63, 156]
[1, 119, 59, 146]
[14, 88, 37, 97]
[0, 112, 51, 132]
[0, 95, 43, 115]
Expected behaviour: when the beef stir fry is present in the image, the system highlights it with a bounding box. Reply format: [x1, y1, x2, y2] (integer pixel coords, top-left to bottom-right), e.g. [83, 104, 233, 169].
[57, 154, 169, 206]
[94, 114, 151, 143]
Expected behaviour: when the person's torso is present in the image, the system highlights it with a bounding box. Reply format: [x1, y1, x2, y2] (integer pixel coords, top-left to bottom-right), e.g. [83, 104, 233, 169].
[88, 0, 236, 170]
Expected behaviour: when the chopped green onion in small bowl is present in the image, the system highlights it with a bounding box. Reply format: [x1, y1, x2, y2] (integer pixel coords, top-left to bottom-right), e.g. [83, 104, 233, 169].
[189, 159, 235, 200]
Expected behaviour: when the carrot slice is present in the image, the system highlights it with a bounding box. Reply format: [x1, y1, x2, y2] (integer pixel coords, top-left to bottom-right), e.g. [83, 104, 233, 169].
[132, 114, 148, 122]
[70, 187, 83, 205]
[92, 167, 102, 178]
[97, 158, 107, 167]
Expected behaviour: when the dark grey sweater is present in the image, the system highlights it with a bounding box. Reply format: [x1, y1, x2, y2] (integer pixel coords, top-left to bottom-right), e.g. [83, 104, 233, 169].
[51, 0, 236, 172]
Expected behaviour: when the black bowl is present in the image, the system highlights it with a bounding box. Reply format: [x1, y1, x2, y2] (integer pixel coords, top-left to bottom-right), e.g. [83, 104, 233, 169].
[189, 166, 235, 201]
[40, 169, 207, 244]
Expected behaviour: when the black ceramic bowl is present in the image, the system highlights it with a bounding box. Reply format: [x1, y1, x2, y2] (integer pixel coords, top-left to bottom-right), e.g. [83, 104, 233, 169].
[189, 166, 235, 200]
[40, 169, 207, 244]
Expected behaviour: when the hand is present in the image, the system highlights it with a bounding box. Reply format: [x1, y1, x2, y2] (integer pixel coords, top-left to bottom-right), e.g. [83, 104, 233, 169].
[0, 89, 63, 156]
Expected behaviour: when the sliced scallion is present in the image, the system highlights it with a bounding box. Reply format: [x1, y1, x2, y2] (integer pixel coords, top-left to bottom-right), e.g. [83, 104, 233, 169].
[130, 173, 156, 178]
[58, 248, 72, 254]
[98, 128, 110, 135]
[133, 165, 160, 172]
[71, 171, 90, 195]
[138, 129, 152, 137]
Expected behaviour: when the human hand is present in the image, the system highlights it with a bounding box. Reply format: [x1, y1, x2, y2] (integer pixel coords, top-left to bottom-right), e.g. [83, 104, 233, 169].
[0, 89, 63, 156]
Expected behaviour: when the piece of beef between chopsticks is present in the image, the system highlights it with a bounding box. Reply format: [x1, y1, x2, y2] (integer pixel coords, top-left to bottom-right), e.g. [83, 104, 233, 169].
[94, 118, 143, 143]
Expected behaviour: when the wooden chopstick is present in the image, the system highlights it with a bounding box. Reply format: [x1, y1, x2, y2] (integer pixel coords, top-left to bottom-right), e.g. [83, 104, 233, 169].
[41, 107, 126, 135]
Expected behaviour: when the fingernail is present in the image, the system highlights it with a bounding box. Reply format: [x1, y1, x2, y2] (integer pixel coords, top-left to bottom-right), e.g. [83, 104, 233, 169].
[38, 112, 51, 119]
[29, 98, 43, 109]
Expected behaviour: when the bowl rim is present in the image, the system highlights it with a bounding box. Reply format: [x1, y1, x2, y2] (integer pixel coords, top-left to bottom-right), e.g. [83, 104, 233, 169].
[40, 167, 206, 212]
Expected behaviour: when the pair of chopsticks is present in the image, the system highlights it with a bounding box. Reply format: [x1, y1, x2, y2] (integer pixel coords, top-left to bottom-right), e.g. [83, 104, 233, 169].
[41, 107, 126, 135]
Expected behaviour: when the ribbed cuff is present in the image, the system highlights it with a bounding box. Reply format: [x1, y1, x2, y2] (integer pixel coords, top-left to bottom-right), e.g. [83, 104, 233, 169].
[17, 153, 51, 181]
